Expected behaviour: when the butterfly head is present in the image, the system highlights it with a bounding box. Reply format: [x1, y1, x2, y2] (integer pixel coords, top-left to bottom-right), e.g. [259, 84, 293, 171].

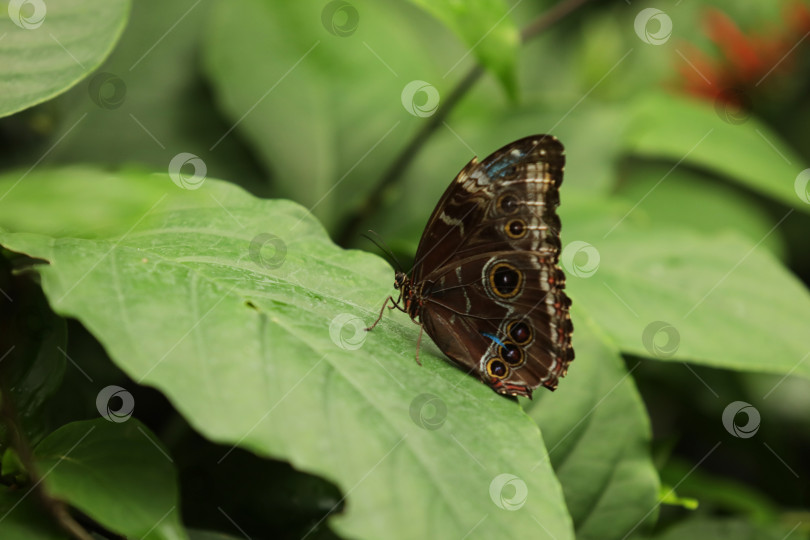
[393, 271, 408, 290]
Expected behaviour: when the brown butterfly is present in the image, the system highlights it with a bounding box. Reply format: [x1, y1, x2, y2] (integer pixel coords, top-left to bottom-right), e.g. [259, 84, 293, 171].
[368, 135, 574, 398]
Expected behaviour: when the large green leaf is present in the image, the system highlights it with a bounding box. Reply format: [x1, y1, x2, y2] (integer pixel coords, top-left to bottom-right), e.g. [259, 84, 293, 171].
[563, 197, 810, 380]
[616, 161, 786, 258]
[0, 166, 176, 238]
[39, 1, 264, 194]
[407, 0, 519, 97]
[202, 0, 465, 230]
[0, 0, 130, 117]
[0, 169, 573, 540]
[528, 311, 659, 540]
[624, 92, 809, 213]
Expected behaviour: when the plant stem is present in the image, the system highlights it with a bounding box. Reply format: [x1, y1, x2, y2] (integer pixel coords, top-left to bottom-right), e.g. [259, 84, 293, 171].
[520, 0, 595, 43]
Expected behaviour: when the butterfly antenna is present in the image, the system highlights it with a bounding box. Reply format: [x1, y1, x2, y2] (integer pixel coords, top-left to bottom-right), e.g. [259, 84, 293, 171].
[362, 230, 405, 273]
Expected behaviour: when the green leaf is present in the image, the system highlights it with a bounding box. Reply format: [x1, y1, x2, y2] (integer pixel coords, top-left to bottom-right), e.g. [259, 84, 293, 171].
[563, 199, 810, 380]
[1, 447, 27, 482]
[0, 0, 130, 118]
[6, 316, 66, 428]
[40, 1, 264, 193]
[527, 311, 659, 540]
[0, 165, 184, 238]
[624, 92, 809, 213]
[202, 0, 465, 230]
[616, 161, 786, 259]
[33, 418, 186, 540]
[0, 168, 574, 540]
[407, 0, 520, 97]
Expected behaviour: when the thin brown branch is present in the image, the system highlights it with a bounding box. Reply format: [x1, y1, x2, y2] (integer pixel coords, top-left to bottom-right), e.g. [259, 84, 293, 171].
[520, 0, 595, 43]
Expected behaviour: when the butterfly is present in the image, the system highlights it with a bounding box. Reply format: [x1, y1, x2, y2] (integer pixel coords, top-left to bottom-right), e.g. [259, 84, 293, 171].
[368, 135, 574, 398]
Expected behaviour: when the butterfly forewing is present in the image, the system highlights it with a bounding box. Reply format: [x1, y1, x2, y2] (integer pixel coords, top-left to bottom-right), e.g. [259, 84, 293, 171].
[413, 135, 564, 281]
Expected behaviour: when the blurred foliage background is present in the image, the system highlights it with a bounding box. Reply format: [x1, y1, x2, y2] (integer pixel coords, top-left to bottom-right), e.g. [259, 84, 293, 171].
[2, 0, 810, 539]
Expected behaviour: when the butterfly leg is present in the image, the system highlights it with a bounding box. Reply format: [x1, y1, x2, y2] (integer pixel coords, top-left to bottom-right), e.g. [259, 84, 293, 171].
[414, 324, 424, 366]
[366, 296, 394, 331]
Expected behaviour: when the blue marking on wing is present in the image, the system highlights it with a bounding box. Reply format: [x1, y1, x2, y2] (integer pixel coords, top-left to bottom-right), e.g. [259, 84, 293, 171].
[484, 152, 524, 178]
[481, 332, 506, 348]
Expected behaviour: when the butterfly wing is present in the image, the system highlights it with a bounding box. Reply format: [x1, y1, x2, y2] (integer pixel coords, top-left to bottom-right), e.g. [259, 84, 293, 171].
[413, 135, 573, 397]
[420, 251, 573, 397]
[413, 135, 564, 282]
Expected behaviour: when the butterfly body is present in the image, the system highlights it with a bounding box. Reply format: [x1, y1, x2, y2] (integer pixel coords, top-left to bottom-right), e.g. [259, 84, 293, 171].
[372, 135, 574, 398]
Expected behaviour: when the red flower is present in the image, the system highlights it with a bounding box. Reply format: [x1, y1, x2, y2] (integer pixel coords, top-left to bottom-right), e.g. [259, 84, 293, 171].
[676, 3, 810, 105]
